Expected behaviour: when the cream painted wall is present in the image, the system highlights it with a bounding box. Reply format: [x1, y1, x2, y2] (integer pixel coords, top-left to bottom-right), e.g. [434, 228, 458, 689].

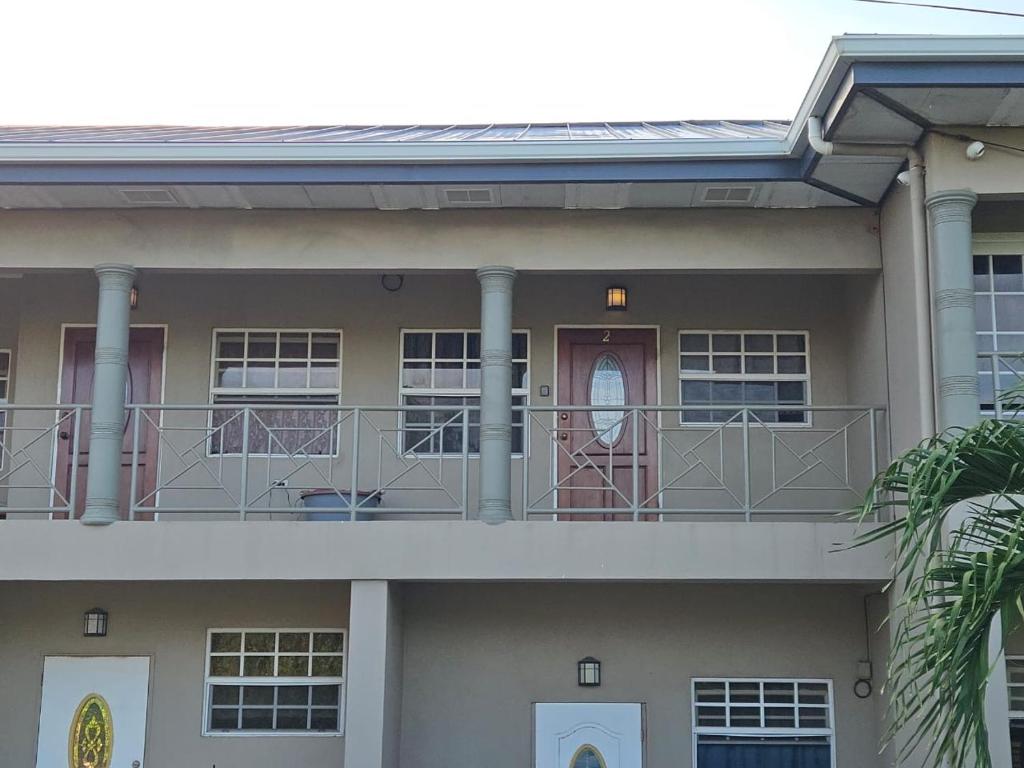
[0, 207, 882, 272]
[924, 129, 1024, 198]
[0, 581, 350, 768]
[399, 582, 886, 768]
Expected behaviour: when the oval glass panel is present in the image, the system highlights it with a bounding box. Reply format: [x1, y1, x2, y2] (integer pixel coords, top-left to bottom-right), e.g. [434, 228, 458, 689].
[590, 353, 626, 446]
[69, 693, 113, 768]
[570, 744, 607, 768]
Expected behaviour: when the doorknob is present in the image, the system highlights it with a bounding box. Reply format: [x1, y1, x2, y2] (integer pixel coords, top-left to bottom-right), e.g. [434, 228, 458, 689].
[559, 432, 569, 441]
[132, 761, 141, 768]
[59, 431, 70, 440]
[559, 412, 569, 421]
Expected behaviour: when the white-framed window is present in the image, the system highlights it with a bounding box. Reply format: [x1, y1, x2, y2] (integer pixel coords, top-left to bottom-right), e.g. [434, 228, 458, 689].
[399, 329, 529, 455]
[203, 628, 345, 735]
[974, 252, 1024, 413]
[0, 349, 9, 470]
[679, 331, 810, 424]
[1007, 657, 1024, 767]
[692, 679, 834, 768]
[209, 330, 342, 456]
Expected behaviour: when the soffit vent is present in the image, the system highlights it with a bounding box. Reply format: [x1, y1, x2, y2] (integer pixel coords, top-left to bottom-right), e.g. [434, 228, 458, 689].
[701, 185, 757, 204]
[117, 188, 179, 205]
[442, 187, 498, 206]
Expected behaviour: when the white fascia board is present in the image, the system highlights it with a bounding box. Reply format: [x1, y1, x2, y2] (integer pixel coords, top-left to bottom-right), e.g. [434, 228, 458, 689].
[0, 137, 793, 164]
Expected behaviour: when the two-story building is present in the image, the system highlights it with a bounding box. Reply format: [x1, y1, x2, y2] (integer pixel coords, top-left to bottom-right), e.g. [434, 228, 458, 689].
[4, 33, 1024, 768]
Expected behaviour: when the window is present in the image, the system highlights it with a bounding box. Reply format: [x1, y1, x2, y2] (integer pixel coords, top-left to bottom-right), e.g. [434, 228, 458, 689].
[204, 629, 344, 735]
[679, 332, 809, 424]
[0, 350, 9, 470]
[1009, 657, 1024, 767]
[400, 330, 529, 454]
[692, 679, 834, 768]
[210, 330, 342, 455]
[975, 254, 1024, 413]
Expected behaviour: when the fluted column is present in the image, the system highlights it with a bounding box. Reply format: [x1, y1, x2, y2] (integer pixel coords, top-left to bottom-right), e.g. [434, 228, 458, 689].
[926, 189, 1013, 766]
[476, 266, 516, 524]
[81, 264, 136, 525]
[927, 189, 979, 429]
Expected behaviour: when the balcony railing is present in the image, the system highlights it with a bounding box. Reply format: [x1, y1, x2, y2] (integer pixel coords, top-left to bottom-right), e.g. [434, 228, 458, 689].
[0, 403, 887, 522]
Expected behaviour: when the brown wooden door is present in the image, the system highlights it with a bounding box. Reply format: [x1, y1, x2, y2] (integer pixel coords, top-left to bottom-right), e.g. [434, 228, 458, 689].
[57, 327, 164, 520]
[556, 328, 658, 520]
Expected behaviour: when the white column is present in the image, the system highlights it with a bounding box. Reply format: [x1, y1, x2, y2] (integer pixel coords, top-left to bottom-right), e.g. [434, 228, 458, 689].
[926, 189, 1013, 766]
[81, 263, 136, 525]
[343, 581, 403, 768]
[476, 266, 516, 523]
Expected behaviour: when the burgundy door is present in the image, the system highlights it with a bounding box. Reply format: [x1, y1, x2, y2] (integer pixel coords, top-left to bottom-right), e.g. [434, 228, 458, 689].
[556, 328, 659, 521]
[57, 327, 164, 520]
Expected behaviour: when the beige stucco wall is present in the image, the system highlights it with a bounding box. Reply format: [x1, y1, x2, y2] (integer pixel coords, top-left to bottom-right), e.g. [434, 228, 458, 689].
[0, 581, 350, 768]
[399, 582, 887, 768]
[0, 207, 882, 272]
[924, 129, 1024, 198]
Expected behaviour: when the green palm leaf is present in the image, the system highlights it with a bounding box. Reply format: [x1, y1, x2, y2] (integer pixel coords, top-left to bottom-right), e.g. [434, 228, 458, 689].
[850, 395, 1024, 768]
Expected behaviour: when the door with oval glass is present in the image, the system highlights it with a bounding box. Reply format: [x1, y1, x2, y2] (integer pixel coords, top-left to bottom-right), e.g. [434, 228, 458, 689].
[556, 328, 658, 520]
[534, 702, 644, 768]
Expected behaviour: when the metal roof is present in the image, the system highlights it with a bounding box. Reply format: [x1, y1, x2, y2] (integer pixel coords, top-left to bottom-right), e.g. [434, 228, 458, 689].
[0, 121, 790, 144]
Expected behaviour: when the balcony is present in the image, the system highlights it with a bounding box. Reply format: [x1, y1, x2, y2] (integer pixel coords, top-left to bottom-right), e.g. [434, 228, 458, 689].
[0, 403, 887, 522]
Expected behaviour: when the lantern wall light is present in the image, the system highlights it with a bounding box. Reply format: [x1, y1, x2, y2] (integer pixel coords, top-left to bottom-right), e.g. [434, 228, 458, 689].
[578, 656, 601, 686]
[606, 287, 627, 312]
[83, 608, 108, 637]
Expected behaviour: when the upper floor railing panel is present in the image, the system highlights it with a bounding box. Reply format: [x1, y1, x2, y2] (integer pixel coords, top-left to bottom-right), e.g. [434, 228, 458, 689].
[0, 403, 887, 523]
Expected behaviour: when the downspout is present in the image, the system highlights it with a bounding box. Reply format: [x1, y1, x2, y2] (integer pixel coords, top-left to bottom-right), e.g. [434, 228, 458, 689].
[807, 117, 936, 437]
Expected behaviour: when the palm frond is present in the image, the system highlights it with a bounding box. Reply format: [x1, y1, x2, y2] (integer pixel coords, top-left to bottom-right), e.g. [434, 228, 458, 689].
[850, 398, 1024, 768]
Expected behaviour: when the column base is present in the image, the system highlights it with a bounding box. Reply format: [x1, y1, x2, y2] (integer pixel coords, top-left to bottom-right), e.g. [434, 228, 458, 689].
[479, 498, 512, 524]
[81, 500, 119, 525]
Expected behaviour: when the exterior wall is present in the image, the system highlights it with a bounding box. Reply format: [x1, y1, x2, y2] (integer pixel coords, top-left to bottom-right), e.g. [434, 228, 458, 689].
[924, 129, 1024, 198]
[399, 582, 886, 768]
[0, 207, 882, 271]
[0, 581, 350, 768]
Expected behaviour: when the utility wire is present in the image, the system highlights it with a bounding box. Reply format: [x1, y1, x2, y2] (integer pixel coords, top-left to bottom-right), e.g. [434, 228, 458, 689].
[854, 0, 1024, 17]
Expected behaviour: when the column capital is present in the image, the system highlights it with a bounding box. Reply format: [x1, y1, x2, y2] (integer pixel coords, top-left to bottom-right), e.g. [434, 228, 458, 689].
[94, 263, 137, 289]
[476, 265, 517, 289]
[925, 189, 977, 223]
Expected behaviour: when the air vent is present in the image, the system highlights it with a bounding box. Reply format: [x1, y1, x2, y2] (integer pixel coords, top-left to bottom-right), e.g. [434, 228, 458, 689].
[442, 187, 497, 205]
[117, 188, 179, 206]
[702, 185, 757, 204]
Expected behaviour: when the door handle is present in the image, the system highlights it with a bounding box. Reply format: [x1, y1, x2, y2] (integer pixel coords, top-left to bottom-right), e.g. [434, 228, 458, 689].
[59, 431, 70, 440]
[559, 432, 568, 441]
[559, 412, 569, 421]
[132, 762, 141, 768]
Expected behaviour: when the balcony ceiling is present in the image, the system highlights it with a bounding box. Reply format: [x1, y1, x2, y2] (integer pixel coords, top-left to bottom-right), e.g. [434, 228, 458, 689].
[1, 37, 1024, 210]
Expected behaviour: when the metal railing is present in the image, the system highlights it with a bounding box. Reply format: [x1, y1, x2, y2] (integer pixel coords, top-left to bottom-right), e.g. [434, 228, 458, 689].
[979, 352, 1024, 417]
[522, 405, 888, 521]
[0, 403, 887, 522]
[0, 405, 87, 517]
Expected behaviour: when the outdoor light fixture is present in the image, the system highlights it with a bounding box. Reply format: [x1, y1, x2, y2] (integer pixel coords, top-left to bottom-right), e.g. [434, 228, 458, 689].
[83, 608, 108, 637]
[965, 141, 986, 161]
[130, 285, 139, 310]
[578, 657, 601, 686]
[606, 287, 627, 312]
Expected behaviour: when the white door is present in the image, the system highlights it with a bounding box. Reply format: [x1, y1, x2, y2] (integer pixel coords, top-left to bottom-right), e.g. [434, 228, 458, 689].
[535, 703, 643, 768]
[36, 656, 150, 768]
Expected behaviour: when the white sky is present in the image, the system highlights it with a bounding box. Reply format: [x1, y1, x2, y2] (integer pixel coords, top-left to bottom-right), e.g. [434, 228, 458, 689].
[4, 0, 1024, 126]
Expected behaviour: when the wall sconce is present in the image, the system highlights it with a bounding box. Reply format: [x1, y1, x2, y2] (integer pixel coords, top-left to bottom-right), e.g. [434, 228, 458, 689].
[578, 657, 601, 686]
[606, 287, 627, 312]
[83, 608, 108, 637]
[129, 285, 139, 310]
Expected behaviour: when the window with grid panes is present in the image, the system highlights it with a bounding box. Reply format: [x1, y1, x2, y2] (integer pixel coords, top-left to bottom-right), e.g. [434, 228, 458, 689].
[205, 629, 344, 734]
[679, 332, 809, 424]
[692, 679, 834, 768]
[400, 330, 528, 454]
[0, 350, 9, 470]
[210, 330, 342, 455]
[974, 254, 1024, 413]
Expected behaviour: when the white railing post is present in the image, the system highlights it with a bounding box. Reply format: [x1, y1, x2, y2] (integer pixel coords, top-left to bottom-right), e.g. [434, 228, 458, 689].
[461, 406, 470, 520]
[350, 407, 361, 521]
[67, 407, 83, 520]
[631, 407, 640, 521]
[742, 408, 752, 522]
[238, 407, 250, 521]
[128, 405, 141, 521]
